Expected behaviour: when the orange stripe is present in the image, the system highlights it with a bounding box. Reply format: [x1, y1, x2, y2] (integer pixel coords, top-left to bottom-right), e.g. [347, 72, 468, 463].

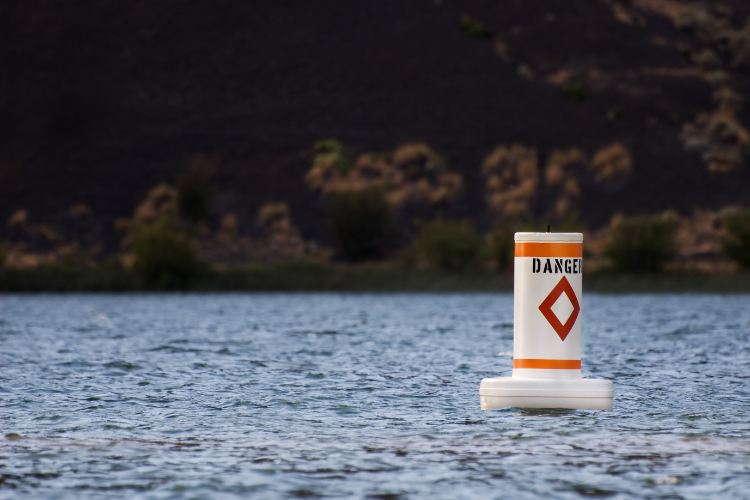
[513, 359, 581, 369]
[515, 242, 582, 258]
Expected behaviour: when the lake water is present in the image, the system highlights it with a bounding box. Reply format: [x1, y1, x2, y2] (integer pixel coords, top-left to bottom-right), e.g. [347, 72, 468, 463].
[1, 293, 749, 499]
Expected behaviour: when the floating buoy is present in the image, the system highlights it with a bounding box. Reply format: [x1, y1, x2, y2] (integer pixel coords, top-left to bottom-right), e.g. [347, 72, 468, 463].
[480, 232, 614, 410]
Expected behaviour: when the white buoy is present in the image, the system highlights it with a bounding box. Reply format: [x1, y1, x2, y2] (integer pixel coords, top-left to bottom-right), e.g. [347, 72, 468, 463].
[480, 231, 614, 411]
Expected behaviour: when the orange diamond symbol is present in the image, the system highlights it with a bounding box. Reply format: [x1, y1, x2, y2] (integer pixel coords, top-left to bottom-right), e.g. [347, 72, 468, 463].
[538, 276, 580, 341]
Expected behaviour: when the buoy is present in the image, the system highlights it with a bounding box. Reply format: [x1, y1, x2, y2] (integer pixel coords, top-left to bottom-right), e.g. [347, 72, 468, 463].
[480, 232, 614, 410]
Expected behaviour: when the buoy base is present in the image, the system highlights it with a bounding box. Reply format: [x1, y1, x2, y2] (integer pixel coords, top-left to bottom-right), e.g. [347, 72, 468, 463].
[479, 377, 613, 411]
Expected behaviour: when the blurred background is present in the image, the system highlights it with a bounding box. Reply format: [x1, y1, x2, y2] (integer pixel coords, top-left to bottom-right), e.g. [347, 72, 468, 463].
[2, 0, 750, 287]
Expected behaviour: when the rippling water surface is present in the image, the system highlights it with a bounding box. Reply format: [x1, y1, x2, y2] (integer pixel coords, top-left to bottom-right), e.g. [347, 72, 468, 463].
[1, 293, 749, 499]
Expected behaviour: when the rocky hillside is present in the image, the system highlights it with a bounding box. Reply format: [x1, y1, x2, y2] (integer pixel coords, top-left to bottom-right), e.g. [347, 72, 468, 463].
[1, 0, 749, 257]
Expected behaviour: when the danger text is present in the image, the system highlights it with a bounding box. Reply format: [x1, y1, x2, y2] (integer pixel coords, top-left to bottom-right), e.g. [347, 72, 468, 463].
[532, 258, 582, 274]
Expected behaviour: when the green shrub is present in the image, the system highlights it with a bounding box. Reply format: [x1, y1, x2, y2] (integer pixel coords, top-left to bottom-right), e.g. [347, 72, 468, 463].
[132, 225, 206, 288]
[326, 189, 391, 261]
[310, 139, 353, 175]
[178, 155, 217, 224]
[482, 225, 514, 272]
[604, 214, 677, 273]
[561, 82, 587, 102]
[606, 107, 624, 121]
[413, 218, 481, 270]
[721, 208, 750, 267]
[460, 15, 492, 39]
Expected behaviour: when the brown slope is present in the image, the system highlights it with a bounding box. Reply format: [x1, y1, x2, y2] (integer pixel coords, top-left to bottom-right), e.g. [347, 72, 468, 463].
[0, 0, 748, 252]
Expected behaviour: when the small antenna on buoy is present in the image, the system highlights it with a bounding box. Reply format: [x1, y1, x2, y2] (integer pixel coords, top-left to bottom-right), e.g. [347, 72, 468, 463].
[546, 224, 551, 233]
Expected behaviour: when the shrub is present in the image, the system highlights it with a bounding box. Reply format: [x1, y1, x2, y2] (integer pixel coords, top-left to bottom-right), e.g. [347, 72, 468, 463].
[721, 208, 750, 268]
[460, 15, 492, 39]
[606, 108, 624, 121]
[132, 225, 206, 288]
[326, 189, 391, 261]
[178, 155, 217, 225]
[310, 139, 352, 175]
[561, 82, 587, 102]
[305, 139, 355, 192]
[413, 218, 481, 270]
[482, 225, 514, 272]
[604, 214, 677, 273]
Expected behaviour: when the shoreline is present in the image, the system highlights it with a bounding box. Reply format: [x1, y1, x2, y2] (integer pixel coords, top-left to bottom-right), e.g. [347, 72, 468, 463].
[0, 265, 749, 293]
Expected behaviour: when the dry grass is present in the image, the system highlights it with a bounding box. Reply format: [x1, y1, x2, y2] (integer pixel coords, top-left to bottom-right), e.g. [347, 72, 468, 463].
[7, 209, 28, 228]
[517, 64, 534, 80]
[727, 20, 750, 68]
[132, 184, 179, 226]
[713, 86, 744, 112]
[610, 2, 646, 27]
[256, 202, 307, 254]
[198, 202, 321, 266]
[116, 184, 182, 249]
[681, 95, 749, 173]
[629, 1, 750, 173]
[67, 203, 91, 219]
[494, 38, 510, 62]
[482, 144, 538, 218]
[3, 240, 96, 269]
[257, 202, 292, 234]
[306, 141, 462, 206]
[703, 147, 744, 174]
[394, 143, 444, 174]
[546, 69, 575, 85]
[544, 148, 587, 218]
[218, 214, 237, 238]
[670, 3, 750, 70]
[675, 209, 725, 260]
[675, 4, 730, 42]
[304, 139, 353, 193]
[590, 143, 632, 182]
[692, 48, 722, 71]
[629, 0, 683, 20]
[545, 148, 586, 185]
[4, 249, 55, 269]
[305, 154, 345, 193]
[113, 217, 131, 232]
[55, 242, 96, 268]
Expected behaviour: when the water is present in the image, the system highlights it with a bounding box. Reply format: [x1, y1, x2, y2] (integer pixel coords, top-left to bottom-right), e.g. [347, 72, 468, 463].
[1, 293, 749, 499]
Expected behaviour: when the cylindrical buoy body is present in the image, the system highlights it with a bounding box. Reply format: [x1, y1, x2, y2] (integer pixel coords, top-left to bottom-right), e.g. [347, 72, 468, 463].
[513, 232, 582, 380]
[479, 231, 614, 411]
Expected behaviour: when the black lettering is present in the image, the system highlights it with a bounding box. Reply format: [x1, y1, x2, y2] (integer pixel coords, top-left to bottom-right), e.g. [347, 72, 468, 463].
[573, 259, 578, 274]
[565, 259, 571, 274]
[579, 259, 583, 274]
[543, 259, 552, 273]
[532, 258, 540, 273]
[554, 259, 563, 274]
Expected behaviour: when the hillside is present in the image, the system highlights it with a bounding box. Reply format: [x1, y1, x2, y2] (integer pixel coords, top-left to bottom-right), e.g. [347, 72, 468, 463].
[1, 0, 749, 259]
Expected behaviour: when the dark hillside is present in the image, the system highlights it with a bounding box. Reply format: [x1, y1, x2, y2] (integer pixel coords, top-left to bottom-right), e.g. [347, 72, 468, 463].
[1, 0, 749, 251]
